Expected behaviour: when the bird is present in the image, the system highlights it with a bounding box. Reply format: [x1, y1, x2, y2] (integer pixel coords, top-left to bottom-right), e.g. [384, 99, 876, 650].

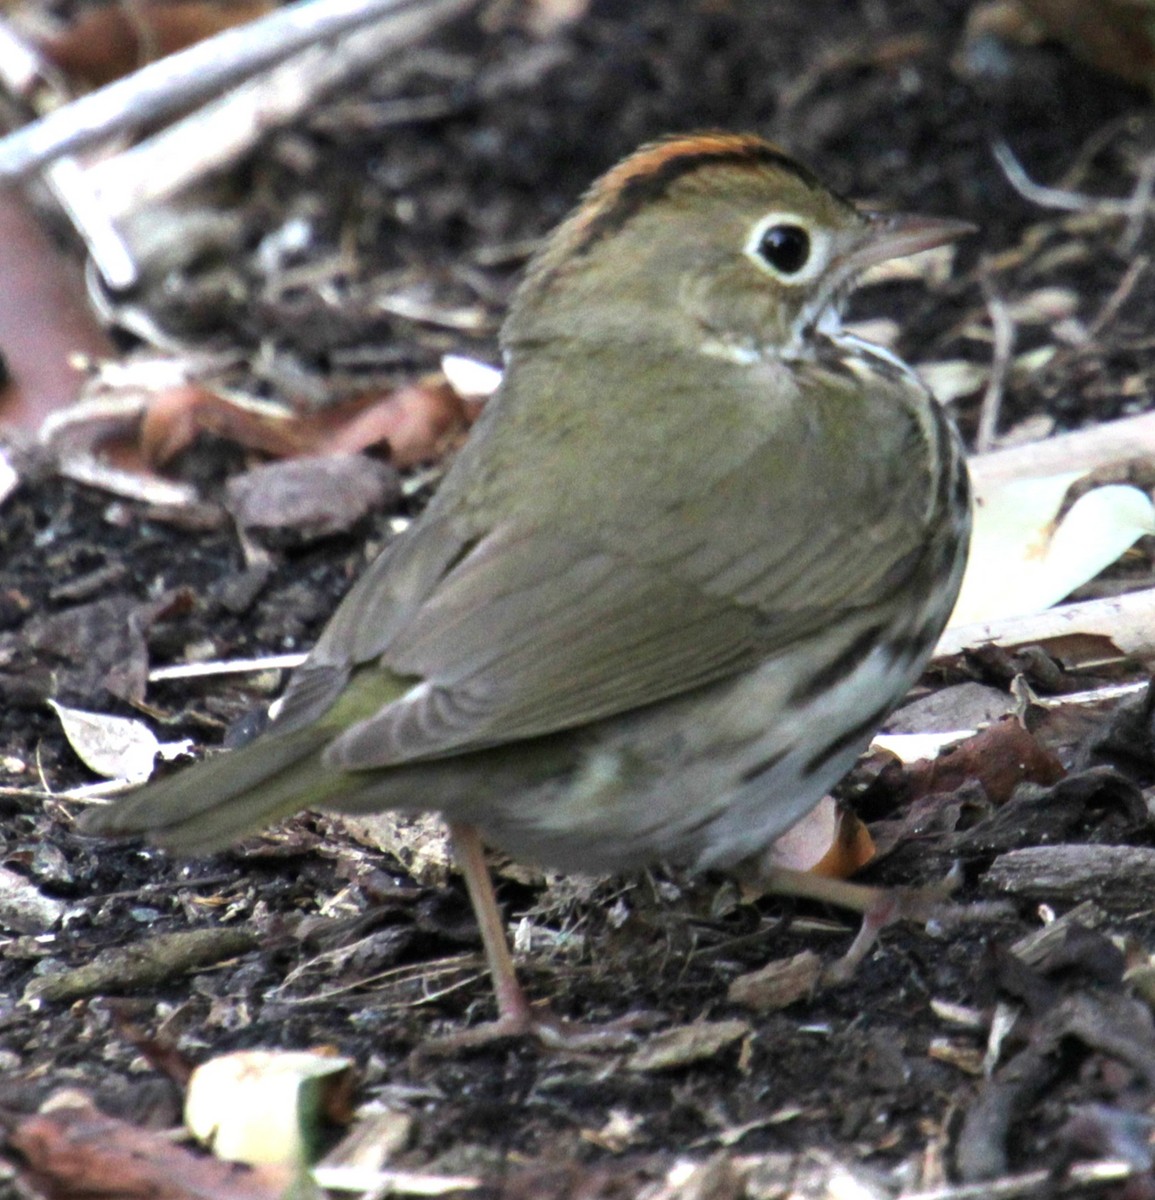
[81, 133, 973, 1045]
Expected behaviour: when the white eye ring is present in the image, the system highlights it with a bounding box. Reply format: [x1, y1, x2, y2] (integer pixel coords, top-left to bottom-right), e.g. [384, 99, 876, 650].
[744, 212, 831, 285]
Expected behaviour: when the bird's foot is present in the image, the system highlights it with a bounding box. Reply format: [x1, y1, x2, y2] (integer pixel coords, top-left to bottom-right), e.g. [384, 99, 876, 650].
[740, 858, 998, 985]
[818, 864, 963, 985]
[418, 1001, 655, 1056]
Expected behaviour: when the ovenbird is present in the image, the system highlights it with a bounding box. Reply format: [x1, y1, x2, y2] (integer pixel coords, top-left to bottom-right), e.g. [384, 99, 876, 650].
[82, 134, 972, 1041]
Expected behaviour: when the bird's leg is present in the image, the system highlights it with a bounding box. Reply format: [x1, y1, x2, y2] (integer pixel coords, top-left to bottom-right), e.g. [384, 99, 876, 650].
[740, 860, 963, 985]
[448, 820, 536, 1032]
[419, 822, 652, 1054]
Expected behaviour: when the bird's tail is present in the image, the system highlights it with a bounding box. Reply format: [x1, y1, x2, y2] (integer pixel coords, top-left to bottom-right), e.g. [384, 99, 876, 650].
[77, 664, 413, 854]
[76, 724, 360, 855]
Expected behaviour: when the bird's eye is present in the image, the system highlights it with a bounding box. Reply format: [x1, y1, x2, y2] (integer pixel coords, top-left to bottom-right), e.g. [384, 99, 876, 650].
[757, 224, 811, 275]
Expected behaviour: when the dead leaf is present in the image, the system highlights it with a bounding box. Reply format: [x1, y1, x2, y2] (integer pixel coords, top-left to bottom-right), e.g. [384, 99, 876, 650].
[0, 192, 113, 434]
[224, 454, 400, 544]
[949, 470, 1155, 626]
[765, 796, 875, 879]
[895, 718, 1065, 809]
[49, 700, 191, 783]
[8, 1097, 281, 1200]
[40, 1, 275, 89]
[139, 377, 474, 468]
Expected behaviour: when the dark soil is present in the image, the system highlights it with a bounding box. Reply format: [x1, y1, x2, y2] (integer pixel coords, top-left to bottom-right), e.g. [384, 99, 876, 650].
[5, 1, 1155, 1196]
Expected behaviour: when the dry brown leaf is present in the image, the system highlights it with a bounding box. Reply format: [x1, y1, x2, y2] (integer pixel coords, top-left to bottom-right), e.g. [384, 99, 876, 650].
[9, 1097, 282, 1200]
[40, 0, 275, 89]
[767, 796, 876, 879]
[896, 718, 1065, 808]
[139, 378, 474, 468]
[0, 192, 113, 433]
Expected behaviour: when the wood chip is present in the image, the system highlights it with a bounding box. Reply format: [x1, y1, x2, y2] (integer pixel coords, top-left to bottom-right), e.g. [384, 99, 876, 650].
[627, 1020, 750, 1072]
[1009, 900, 1108, 965]
[727, 950, 822, 1013]
[0, 864, 66, 934]
[985, 845, 1155, 909]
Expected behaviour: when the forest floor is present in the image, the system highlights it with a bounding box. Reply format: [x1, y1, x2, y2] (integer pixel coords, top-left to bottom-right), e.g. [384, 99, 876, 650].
[5, 1, 1155, 1197]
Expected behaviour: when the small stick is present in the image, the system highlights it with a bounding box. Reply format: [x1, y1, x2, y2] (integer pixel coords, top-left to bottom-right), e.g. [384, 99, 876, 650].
[0, 0, 457, 179]
[83, 0, 472, 221]
[993, 140, 1139, 216]
[974, 272, 1015, 453]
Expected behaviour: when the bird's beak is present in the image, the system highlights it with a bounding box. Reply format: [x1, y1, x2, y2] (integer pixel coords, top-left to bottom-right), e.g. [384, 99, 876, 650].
[849, 212, 977, 272]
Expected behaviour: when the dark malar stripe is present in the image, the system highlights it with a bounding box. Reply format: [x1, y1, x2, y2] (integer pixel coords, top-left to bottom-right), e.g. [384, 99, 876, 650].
[803, 700, 894, 778]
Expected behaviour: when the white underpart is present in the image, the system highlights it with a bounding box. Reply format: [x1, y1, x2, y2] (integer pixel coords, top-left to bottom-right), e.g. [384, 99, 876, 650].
[698, 338, 764, 365]
[398, 679, 434, 708]
[831, 327, 920, 377]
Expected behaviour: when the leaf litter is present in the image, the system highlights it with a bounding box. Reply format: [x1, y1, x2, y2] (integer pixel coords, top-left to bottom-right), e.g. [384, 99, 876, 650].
[7, 1, 1155, 1197]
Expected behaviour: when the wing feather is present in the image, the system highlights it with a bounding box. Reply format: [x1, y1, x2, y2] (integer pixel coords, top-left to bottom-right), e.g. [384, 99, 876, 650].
[282, 355, 939, 771]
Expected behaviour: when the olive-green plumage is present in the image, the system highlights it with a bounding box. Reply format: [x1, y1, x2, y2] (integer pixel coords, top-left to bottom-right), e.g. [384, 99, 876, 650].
[81, 134, 971, 881]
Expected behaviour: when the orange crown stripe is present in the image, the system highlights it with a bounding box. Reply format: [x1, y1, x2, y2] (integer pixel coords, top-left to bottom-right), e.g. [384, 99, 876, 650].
[569, 134, 821, 255]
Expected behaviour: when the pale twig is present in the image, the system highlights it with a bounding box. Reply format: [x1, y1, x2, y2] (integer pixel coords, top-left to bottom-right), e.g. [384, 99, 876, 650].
[993, 140, 1139, 216]
[0, 0, 458, 180]
[148, 654, 306, 682]
[1083, 254, 1148, 344]
[310, 1166, 481, 1197]
[935, 586, 1155, 663]
[967, 409, 1155, 488]
[974, 272, 1015, 453]
[83, 0, 474, 222]
[899, 1159, 1132, 1199]
[42, 158, 137, 288]
[1122, 153, 1155, 252]
[0, 18, 55, 99]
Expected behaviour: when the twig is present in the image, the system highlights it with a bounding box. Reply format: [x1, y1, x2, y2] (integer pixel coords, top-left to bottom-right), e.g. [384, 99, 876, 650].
[967, 410, 1155, 489]
[310, 1165, 481, 1197]
[1122, 153, 1155, 252]
[1084, 254, 1148, 344]
[899, 1158, 1132, 1199]
[0, 18, 55, 99]
[975, 272, 1015, 453]
[83, 0, 474, 222]
[148, 654, 306, 682]
[935, 586, 1155, 663]
[0, 0, 464, 180]
[42, 158, 137, 288]
[992, 140, 1139, 216]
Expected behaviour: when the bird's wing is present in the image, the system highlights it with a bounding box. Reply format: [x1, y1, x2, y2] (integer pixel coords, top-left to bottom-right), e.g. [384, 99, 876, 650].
[319, 520, 784, 768]
[272, 364, 945, 770]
